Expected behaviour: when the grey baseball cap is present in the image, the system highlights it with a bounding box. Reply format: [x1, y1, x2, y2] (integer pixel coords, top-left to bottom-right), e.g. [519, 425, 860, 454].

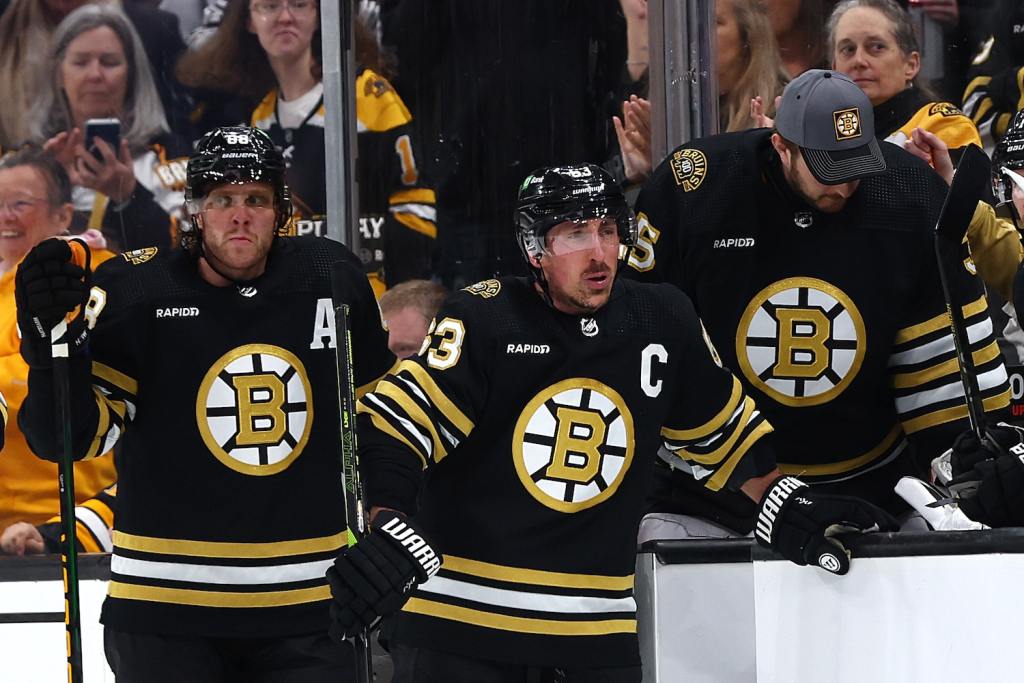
[775, 69, 886, 185]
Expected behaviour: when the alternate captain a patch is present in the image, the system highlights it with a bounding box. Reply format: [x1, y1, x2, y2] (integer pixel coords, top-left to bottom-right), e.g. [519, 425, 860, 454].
[833, 108, 862, 141]
[513, 379, 635, 512]
[670, 149, 707, 192]
[197, 344, 313, 475]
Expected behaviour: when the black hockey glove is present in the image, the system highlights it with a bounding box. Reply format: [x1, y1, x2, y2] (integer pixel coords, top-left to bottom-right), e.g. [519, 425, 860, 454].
[326, 510, 441, 642]
[948, 424, 1024, 486]
[953, 443, 1024, 528]
[754, 476, 898, 575]
[15, 238, 91, 368]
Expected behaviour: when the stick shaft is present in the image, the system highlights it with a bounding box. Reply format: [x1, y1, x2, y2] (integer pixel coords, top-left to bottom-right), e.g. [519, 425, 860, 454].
[334, 301, 372, 683]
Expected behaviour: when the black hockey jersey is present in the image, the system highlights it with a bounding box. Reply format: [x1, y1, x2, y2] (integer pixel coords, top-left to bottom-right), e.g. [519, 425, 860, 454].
[357, 277, 776, 667]
[251, 69, 437, 294]
[962, 2, 1024, 156]
[629, 129, 1009, 508]
[19, 236, 395, 638]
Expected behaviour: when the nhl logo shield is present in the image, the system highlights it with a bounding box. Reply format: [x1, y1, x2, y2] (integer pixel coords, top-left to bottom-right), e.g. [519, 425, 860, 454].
[196, 344, 313, 475]
[580, 318, 599, 337]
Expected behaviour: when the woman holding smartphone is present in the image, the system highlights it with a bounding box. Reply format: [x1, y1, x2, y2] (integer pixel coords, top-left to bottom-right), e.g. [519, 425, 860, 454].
[26, 4, 191, 252]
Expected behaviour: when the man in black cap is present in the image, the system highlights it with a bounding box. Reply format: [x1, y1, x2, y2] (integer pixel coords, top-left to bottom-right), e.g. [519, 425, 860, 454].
[628, 69, 1009, 536]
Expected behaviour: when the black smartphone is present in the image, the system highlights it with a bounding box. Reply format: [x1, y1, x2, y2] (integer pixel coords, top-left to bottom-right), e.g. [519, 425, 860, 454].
[84, 118, 121, 161]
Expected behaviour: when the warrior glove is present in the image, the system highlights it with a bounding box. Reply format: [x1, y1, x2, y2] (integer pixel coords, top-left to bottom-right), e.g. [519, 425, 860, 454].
[755, 476, 898, 575]
[326, 510, 441, 642]
[15, 238, 91, 368]
[953, 444, 1024, 528]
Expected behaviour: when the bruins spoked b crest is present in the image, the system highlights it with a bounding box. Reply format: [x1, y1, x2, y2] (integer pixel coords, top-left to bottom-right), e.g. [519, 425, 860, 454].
[513, 379, 635, 512]
[736, 278, 866, 407]
[197, 344, 313, 475]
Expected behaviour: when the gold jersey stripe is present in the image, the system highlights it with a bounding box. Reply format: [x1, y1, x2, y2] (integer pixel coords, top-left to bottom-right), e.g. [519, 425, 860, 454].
[400, 361, 474, 435]
[93, 361, 138, 396]
[389, 188, 436, 205]
[77, 521, 104, 553]
[891, 341, 1002, 390]
[894, 295, 988, 344]
[0, 397, 7, 425]
[902, 388, 1011, 434]
[661, 376, 742, 442]
[678, 396, 755, 467]
[357, 402, 430, 468]
[393, 212, 437, 239]
[113, 530, 346, 559]
[374, 381, 448, 462]
[82, 497, 115, 532]
[706, 418, 774, 491]
[442, 555, 634, 591]
[357, 360, 400, 400]
[963, 76, 991, 102]
[108, 582, 330, 608]
[402, 597, 636, 636]
[84, 388, 113, 461]
[778, 424, 902, 477]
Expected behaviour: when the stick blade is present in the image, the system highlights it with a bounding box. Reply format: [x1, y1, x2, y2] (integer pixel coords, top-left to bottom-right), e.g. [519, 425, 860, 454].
[935, 144, 990, 243]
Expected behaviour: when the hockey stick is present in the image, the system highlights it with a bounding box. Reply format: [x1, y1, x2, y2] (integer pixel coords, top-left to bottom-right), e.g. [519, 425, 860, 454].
[932, 144, 993, 443]
[52, 239, 91, 683]
[330, 265, 372, 683]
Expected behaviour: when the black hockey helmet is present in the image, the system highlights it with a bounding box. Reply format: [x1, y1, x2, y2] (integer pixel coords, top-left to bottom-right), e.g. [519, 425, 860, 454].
[992, 109, 1024, 205]
[182, 126, 292, 251]
[514, 164, 637, 264]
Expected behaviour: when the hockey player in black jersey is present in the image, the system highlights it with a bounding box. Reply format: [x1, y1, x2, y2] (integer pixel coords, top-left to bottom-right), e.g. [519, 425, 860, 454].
[15, 126, 395, 682]
[628, 70, 1010, 532]
[325, 163, 897, 682]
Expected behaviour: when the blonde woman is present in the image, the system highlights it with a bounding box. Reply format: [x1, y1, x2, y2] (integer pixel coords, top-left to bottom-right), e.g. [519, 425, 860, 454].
[616, 0, 788, 183]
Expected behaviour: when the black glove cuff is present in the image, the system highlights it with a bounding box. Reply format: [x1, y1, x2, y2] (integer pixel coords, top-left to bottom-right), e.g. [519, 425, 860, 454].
[754, 475, 807, 548]
[371, 510, 442, 581]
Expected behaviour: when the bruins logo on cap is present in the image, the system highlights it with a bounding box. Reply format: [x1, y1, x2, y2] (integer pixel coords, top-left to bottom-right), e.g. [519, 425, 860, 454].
[463, 279, 501, 298]
[122, 247, 158, 265]
[929, 102, 964, 118]
[670, 149, 707, 192]
[833, 108, 862, 141]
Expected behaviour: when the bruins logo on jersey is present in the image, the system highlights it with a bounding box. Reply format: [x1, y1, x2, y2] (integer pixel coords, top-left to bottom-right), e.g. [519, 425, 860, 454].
[833, 108, 862, 140]
[197, 344, 313, 475]
[122, 247, 158, 265]
[736, 277, 866, 407]
[513, 378, 635, 512]
[365, 77, 394, 98]
[670, 149, 707, 192]
[463, 279, 501, 298]
[929, 102, 964, 118]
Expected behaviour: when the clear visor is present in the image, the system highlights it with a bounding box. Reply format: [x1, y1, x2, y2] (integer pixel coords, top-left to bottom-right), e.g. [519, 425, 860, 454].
[1001, 166, 1024, 202]
[544, 217, 621, 256]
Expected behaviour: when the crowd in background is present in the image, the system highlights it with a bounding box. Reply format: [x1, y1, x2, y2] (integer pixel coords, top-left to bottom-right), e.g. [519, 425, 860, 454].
[0, 0, 1021, 544]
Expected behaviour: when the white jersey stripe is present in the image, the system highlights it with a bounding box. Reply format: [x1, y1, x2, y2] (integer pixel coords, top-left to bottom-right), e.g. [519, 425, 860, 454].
[111, 555, 334, 586]
[417, 575, 636, 615]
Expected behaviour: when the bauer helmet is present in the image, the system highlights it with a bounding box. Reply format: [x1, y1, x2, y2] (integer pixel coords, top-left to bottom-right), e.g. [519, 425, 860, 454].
[992, 109, 1024, 205]
[514, 164, 637, 264]
[182, 126, 291, 252]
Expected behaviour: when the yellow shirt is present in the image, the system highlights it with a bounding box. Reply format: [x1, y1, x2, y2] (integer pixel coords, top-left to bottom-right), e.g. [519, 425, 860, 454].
[0, 248, 118, 530]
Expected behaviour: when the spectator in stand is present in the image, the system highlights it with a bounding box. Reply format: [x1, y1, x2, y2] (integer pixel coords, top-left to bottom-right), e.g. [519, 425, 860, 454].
[177, 0, 437, 296]
[0, 0, 191, 150]
[962, 1, 1024, 156]
[379, 279, 447, 358]
[614, 0, 789, 184]
[27, 4, 191, 252]
[764, 0, 830, 77]
[829, 0, 982, 159]
[0, 146, 116, 553]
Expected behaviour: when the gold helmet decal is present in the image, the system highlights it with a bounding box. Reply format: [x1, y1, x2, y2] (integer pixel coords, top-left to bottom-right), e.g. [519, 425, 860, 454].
[513, 378, 635, 512]
[833, 108, 862, 141]
[197, 344, 313, 475]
